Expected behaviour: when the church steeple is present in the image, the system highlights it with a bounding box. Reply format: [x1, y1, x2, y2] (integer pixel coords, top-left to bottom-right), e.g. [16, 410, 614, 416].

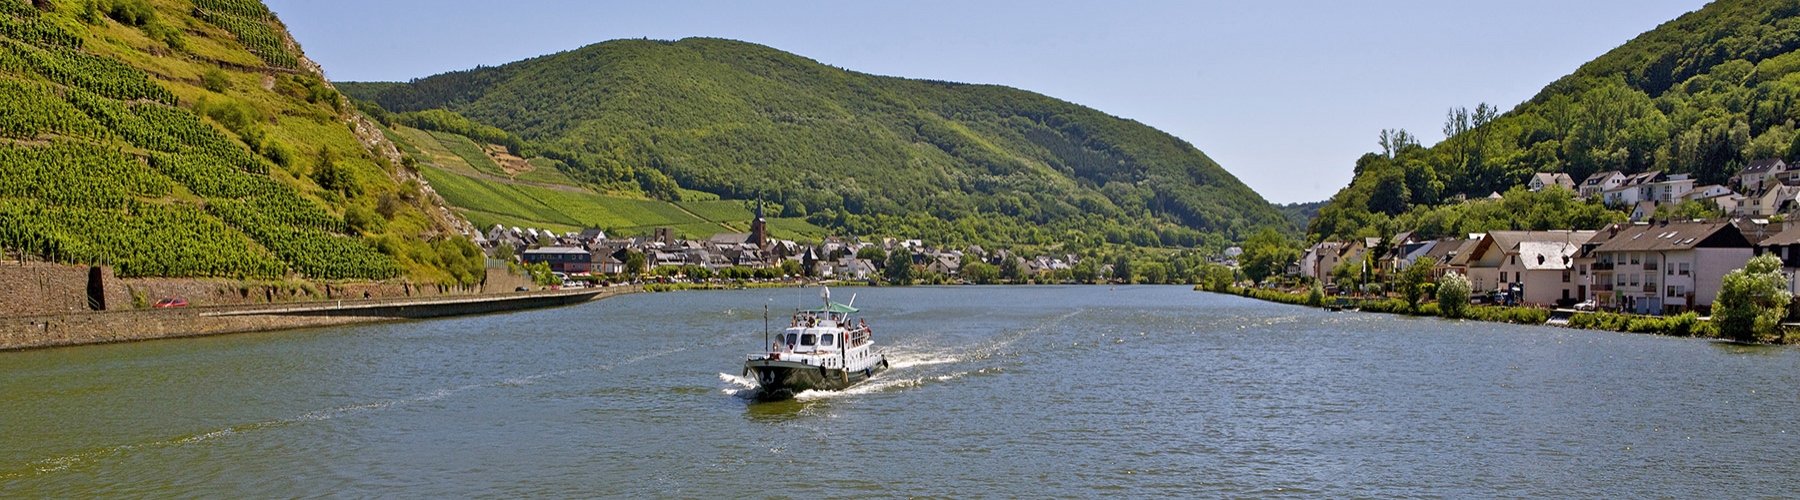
[751, 197, 768, 248]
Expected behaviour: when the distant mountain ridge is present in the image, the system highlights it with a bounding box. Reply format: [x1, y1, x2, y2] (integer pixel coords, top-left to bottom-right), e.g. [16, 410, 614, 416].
[340, 37, 1289, 246]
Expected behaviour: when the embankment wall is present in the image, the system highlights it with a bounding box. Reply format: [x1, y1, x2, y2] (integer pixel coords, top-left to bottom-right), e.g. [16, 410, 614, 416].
[0, 286, 638, 351]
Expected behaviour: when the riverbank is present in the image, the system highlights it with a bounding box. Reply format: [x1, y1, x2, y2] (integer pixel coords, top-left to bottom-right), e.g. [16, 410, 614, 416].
[1209, 286, 1800, 345]
[0, 286, 639, 351]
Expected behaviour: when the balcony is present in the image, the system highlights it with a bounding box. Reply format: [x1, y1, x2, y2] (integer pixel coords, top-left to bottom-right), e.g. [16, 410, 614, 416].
[1644, 284, 1658, 293]
[1593, 284, 1614, 292]
[1592, 262, 1616, 271]
[1644, 262, 1659, 271]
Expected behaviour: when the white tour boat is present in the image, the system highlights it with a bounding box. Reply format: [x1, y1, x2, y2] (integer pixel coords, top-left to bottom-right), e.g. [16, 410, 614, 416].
[744, 287, 888, 400]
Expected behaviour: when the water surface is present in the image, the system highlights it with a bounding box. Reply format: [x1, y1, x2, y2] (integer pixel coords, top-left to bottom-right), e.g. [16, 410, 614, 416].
[3, 286, 1796, 497]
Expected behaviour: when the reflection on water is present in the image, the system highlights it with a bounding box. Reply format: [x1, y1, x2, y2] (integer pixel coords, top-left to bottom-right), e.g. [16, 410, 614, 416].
[2, 285, 1798, 497]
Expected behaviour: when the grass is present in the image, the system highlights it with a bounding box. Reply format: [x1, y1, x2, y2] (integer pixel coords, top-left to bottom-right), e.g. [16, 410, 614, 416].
[396, 126, 474, 174]
[515, 157, 580, 186]
[765, 217, 829, 240]
[422, 164, 728, 233]
[427, 129, 507, 177]
[676, 200, 755, 222]
[419, 165, 579, 225]
[459, 209, 581, 235]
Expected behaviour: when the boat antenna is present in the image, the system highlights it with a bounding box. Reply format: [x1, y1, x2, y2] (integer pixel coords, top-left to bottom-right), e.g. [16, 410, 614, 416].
[764, 303, 770, 352]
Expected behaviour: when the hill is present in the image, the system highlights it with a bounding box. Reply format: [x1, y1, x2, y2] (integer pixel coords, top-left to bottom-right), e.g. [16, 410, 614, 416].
[1310, 0, 1800, 241]
[0, 0, 483, 285]
[339, 37, 1289, 248]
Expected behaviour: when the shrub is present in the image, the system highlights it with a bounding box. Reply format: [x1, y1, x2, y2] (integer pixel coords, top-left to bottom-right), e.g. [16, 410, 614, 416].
[1437, 273, 1471, 318]
[202, 68, 230, 93]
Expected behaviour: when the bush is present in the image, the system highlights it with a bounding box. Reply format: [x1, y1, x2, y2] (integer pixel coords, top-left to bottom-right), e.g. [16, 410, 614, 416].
[1437, 273, 1471, 318]
[1463, 306, 1550, 324]
[202, 68, 230, 93]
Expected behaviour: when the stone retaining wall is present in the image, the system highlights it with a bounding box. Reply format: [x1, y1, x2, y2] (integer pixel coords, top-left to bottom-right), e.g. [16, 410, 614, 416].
[0, 286, 639, 351]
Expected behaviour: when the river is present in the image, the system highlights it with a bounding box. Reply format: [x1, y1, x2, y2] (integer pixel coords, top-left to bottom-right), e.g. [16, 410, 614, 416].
[2, 285, 1796, 497]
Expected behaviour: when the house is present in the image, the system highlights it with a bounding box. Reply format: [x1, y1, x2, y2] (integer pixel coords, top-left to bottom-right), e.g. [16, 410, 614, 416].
[1682, 184, 1735, 202]
[926, 255, 960, 276]
[521, 247, 592, 274]
[1733, 180, 1800, 217]
[1300, 242, 1345, 282]
[1528, 172, 1576, 192]
[1734, 158, 1789, 190]
[1588, 221, 1754, 314]
[1580, 171, 1627, 198]
[593, 255, 625, 275]
[1459, 231, 1596, 296]
[1647, 174, 1696, 203]
[1497, 240, 1587, 306]
[1753, 224, 1800, 294]
[1630, 201, 1658, 222]
[1602, 171, 1663, 207]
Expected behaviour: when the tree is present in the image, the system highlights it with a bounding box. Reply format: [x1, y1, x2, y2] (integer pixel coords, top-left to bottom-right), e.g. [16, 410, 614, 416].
[623, 250, 646, 276]
[1200, 263, 1234, 292]
[1437, 272, 1471, 318]
[1306, 281, 1326, 307]
[1713, 254, 1792, 342]
[1072, 260, 1097, 284]
[1139, 262, 1168, 284]
[1112, 256, 1132, 282]
[1000, 257, 1025, 283]
[963, 262, 999, 284]
[1240, 227, 1299, 284]
[857, 246, 886, 261]
[1396, 256, 1438, 309]
[884, 249, 914, 285]
[1331, 256, 1364, 291]
[492, 242, 515, 261]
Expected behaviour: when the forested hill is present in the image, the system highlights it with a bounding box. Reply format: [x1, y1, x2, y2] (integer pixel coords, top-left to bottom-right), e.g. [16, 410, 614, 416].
[1310, 0, 1800, 242]
[0, 0, 484, 284]
[339, 37, 1288, 246]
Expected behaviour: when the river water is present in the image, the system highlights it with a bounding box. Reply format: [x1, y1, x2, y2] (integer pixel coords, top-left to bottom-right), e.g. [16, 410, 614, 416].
[2, 286, 1797, 497]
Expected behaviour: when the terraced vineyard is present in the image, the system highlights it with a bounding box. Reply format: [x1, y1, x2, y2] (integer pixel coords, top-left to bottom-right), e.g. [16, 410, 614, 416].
[0, 1, 479, 284]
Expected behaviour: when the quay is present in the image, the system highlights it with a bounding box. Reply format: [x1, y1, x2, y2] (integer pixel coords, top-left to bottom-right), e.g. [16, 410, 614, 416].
[0, 286, 639, 351]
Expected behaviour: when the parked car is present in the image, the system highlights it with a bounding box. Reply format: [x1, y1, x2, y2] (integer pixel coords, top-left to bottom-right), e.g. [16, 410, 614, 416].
[1573, 300, 1597, 312]
[515, 286, 530, 292]
[153, 298, 188, 308]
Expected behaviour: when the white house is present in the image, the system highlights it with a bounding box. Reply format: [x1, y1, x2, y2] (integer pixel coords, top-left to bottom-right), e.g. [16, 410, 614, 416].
[1529, 172, 1576, 192]
[1602, 171, 1663, 207]
[1580, 171, 1627, 198]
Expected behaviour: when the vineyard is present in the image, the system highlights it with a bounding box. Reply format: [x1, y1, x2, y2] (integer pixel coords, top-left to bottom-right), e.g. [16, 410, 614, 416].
[0, 1, 416, 282]
[192, 0, 297, 69]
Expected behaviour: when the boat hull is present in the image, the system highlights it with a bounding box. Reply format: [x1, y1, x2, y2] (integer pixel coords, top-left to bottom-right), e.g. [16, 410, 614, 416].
[744, 358, 887, 401]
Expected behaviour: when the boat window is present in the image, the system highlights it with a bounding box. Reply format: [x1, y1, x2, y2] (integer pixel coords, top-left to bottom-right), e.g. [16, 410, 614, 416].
[785, 333, 797, 346]
[801, 334, 817, 346]
[821, 334, 834, 346]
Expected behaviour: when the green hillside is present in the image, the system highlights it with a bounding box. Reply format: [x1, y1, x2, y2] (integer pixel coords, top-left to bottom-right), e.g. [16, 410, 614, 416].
[339, 37, 1287, 248]
[0, 0, 482, 284]
[1311, 0, 1800, 241]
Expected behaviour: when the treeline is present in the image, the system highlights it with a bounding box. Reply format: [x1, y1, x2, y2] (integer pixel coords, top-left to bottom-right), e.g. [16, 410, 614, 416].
[1312, 0, 1800, 241]
[338, 37, 1290, 244]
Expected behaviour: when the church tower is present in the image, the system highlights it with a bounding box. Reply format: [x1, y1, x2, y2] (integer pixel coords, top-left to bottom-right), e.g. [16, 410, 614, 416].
[750, 198, 768, 248]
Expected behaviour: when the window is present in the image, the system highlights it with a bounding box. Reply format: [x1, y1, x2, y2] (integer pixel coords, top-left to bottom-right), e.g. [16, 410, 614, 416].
[1563, 271, 1571, 283]
[822, 334, 834, 346]
[1678, 263, 1690, 276]
[1630, 253, 1640, 265]
[1580, 264, 1588, 275]
[1667, 286, 1677, 297]
[1500, 272, 1508, 283]
[785, 333, 797, 346]
[1630, 274, 1640, 286]
[801, 334, 817, 346]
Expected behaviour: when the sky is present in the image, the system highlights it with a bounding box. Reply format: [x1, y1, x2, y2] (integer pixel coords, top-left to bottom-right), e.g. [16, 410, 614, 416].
[266, 0, 1712, 204]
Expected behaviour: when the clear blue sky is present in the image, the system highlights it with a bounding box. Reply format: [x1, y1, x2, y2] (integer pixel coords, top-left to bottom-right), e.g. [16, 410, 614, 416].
[267, 0, 1711, 204]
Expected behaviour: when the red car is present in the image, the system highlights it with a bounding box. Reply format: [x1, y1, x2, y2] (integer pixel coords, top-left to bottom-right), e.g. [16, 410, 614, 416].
[153, 298, 188, 308]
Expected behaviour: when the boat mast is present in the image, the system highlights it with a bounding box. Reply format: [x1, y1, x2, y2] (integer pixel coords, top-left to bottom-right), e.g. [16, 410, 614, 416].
[764, 304, 769, 351]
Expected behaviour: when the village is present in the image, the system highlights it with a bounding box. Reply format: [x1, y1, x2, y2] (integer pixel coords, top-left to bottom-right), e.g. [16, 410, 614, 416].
[482, 203, 1091, 285]
[1294, 158, 1800, 316]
